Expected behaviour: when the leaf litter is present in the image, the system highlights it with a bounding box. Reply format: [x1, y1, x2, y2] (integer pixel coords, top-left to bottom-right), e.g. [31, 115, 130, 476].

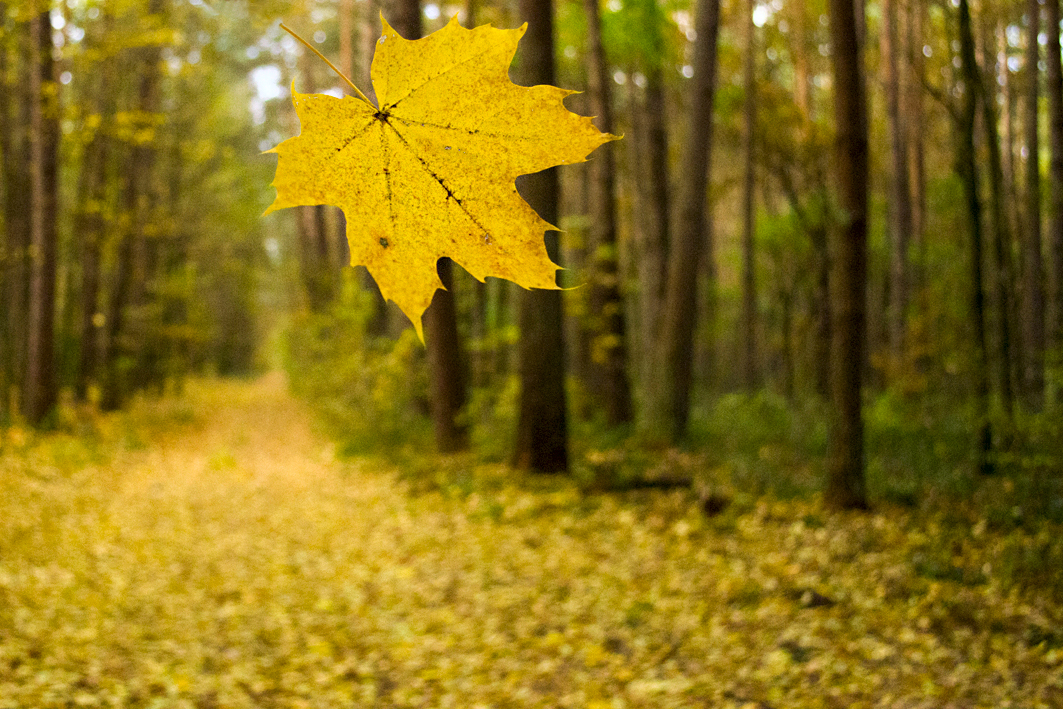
[1, 376, 1062, 707]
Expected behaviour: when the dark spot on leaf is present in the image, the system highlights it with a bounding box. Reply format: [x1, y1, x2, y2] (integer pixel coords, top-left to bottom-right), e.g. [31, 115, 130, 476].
[379, 238, 389, 248]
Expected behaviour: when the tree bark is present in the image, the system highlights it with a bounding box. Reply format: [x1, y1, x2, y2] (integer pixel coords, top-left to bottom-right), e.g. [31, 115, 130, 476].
[0, 7, 31, 421]
[513, 0, 568, 472]
[101, 0, 165, 411]
[653, 0, 721, 441]
[883, 0, 911, 363]
[1022, 0, 1045, 408]
[791, 0, 812, 119]
[739, 0, 759, 389]
[426, 260, 470, 451]
[905, 0, 927, 299]
[636, 67, 670, 415]
[824, 0, 869, 509]
[583, 0, 633, 425]
[23, 10, 59, 425]
[1046, 0, 1063, 402]
[980, 31, 1017, 432]
[956, 0, 994, 475]
[75, 120, 109, 402]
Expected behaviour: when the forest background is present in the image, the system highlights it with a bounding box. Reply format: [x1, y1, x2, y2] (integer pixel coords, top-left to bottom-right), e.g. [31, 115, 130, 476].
[2, 0, 1063, 705]
[2, 0, 1062, 509]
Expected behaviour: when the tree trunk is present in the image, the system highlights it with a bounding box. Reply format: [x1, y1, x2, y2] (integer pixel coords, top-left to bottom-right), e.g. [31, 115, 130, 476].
[791, 0, 812, 119]
[583, 0, 633, 425]
[1046, 0, 1063, 403]
[426, 260, 470, 451]
[653, 0, 721, 441]
[980, 34, 1017, 433]
[957, 0, 994, 475]
[999, 24, 1022, 260]
[75, 122, 109, 402]
[23, 10, 58, 425]
[637, 67, 670, 416]
[883, 0, 911, 363]
[824, 0, 869, 509]
[513, 0, 568, 472]
[74, 12, 113, 402]
[905, 0, 927, 302]
[101, 1, 165, 411]
[0, 8, 31, 421]
[1022, 0, 1045, 408]
[739, 0, 758, 389]
[811, 217, 832, 398]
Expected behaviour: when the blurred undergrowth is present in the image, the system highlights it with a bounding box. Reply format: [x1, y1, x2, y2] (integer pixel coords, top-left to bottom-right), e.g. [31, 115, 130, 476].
[281, 277, 1063, 545]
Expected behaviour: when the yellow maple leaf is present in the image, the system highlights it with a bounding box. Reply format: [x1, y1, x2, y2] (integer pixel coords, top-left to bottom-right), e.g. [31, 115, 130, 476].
[265, 16, 617, 338]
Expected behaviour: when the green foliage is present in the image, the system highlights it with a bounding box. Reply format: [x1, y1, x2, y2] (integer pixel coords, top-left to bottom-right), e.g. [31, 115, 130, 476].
[284, 275, 431, 457]
[690, 391, 829, 498]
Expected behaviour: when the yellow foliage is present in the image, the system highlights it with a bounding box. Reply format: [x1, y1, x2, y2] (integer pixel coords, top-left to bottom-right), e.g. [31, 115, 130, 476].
[2, 377, 1063, 707]
[265, 16, 616, 337]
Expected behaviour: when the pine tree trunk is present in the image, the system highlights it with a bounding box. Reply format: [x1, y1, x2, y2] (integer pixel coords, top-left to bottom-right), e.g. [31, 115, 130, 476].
[0, 7, 30, 421]
[1045, 0, 1063, 402]
[999, 25, 1021, 259]
[824, 0, 869, 509]
[883, 0, 911, 364]
[654, 0, 721, 441]
[583, 0, 633, 425]
[101, 2, 165, 411]
[24, 10, 59, 425]
[513, 0, 569, 472]
[905, 0, 927, 297]
[637, 68, 670, 416]
[811, 218, 832, 398]
[75, 125, 109, 402]
[739, 0, 758, 390]
[1022, 0, 1045, 408]
[980, 37, 1017, 431]
[957, 0, 994, 475]
[791, 0, 812, 119]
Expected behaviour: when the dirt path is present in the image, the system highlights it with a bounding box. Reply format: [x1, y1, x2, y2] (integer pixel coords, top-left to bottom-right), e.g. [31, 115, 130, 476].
[2, 375, 1061, 708]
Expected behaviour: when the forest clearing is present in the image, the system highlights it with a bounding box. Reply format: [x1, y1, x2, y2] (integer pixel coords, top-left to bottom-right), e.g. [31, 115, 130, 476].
[1, 374, 1062, 708]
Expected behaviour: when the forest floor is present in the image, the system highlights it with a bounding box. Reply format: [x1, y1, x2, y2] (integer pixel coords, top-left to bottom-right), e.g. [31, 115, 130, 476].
[1, 374, 1062, 709]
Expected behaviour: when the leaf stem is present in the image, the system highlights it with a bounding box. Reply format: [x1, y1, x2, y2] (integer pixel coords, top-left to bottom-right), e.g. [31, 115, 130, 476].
[279, 22, 374, 107]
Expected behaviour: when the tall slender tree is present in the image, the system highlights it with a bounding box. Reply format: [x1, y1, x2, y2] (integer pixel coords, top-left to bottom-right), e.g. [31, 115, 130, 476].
[623, 0, 671, 418]
[101, 0, 166, 411]
[1046, 0, 1063, 398]
[23, 7, 59, 424]
[980, 29, 1017, 433]
[905, 0, 927, 304]
[654, 0, 721, 440]
[583, 0, 632, 425]
[513, 0, 568, 472]
[956, 0, 993, 475]
[0, 3, 30, 422]
[824, 0, 869, 508]
[883, 0, 911, 362]
[739, 0, 759, 389]
[1022, 0, 1045, 408]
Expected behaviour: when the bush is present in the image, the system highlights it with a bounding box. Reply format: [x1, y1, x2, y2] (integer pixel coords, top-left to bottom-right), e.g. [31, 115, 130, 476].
[284, 277, 430, 457]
